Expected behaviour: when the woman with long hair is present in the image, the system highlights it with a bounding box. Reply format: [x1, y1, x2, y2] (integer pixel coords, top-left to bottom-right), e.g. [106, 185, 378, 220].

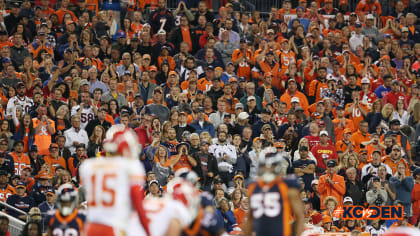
[87, 125, 105, 157]
[169, 110, 179, 127]
[13, 114, 35, 153]
[108, 99, 120, 120]
[53, 105, 71, 137]
[229, 189, 243, 210]
[152, 145, 172, 186]
[393, 98, 409, 125]
[0, 119, 13, 150]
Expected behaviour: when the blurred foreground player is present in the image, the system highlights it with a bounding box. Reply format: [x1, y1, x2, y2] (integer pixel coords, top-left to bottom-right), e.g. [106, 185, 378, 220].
[46, 184, 85, 236]
[80, 125, 150, 236]
[245, 148, 304, 236]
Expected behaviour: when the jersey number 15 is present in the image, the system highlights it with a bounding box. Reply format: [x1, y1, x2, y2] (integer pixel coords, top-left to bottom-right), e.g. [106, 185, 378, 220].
[89, 174, 116, 207]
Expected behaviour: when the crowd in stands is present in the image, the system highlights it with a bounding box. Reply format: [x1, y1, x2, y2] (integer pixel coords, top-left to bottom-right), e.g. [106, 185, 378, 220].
[0, 0, 419, 235]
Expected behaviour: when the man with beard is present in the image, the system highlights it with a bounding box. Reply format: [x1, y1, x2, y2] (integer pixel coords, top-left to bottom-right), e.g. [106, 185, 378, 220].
[6, 82, 33, 116]
[209, 131, 237, 185]
[193, 140, 219, 191]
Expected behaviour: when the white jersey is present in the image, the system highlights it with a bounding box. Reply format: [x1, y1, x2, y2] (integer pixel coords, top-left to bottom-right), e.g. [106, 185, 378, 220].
[71, 105, 95, 129]
[6, 96, 33, 115]
[80, 157, 145, 231]
[128, 197, 191, 236]
[364, 225, 387, 236]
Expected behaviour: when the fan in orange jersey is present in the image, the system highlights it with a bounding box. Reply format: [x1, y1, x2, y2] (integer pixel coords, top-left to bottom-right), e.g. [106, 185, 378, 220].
[332, 106, 355, 142]
[345, 90, 368, 132]
[277, 38, 296, 77]
[0, 170, 15, 202]
[251, 51, 280, 86]
[7, 141, 30, 176]
[308, 67, 329, 104]
[356, 0, 382, 16]
[232, 38, 255, 81]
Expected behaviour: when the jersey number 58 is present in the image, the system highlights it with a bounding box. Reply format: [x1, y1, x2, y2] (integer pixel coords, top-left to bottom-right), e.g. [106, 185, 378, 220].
[251, 192, 282, 218]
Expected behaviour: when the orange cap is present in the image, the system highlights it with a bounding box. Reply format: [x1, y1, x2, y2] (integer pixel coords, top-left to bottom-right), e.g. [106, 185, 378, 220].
[168, 71, 178, 77]
[253, 137, 261, 143]
[343, 128, 352, 134]
[264, 72, 273, 77]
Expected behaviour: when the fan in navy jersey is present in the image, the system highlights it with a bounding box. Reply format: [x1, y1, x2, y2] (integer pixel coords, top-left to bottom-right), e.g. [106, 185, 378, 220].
[46, 184, 85, 236]
[245, 148, 304, 236]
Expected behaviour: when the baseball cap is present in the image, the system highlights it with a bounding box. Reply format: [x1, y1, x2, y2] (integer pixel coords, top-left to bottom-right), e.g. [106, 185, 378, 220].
[168, 71, 178, 77]
[153, 87, 162, 94]
[66, 20, 75, 26]
[262, 124, 271, 130]
[157, 29, 166, 35]
[361, 78, 370, 84]
[247, 96, 256, 101]
[274, 142, 285, 148]
[296, 6, 305, 11]
[344, 128, 352, 134]
[317, 120, 326, 126]
[49, 143, 59, 149]
[355, 22, 362, 27]
[366, 14, 375, 20]
[15, 82, 25, 89]
[287, 78, 297, 83]
[46, 189, 55, 196]
[392, 80, 400, 85]
[197, 106, 205, 112]
[320, 130, 328, 136]
[233, 175, 244, 181]
[214, 178, 223, 184]
[238, 77, 247, 82]
[149, 180, 159, 187]
[401, 27, 409, 32]
[80, 79, 89, 86]
[336, 105, 345, 110]
[253, 137, 261, 143]
[291, 97, 300, 103]
[295, 106, 304, 112]
[229, 77, 238, 83]
[267, 29, 275, 34]
[326, 159, 337, 167]
[312, 55, 320, 60]
[238, 112, 249, 120]
[311, 179, 319, 185]
[390, 119, 401, 125]
[16, 181, 26, 188]
[343, 196, 353, 204]
[235, 103, 244, 109]
[360, 149, 368, 154]
[372, 176, 380, 182]
[149, 65, 158, 72]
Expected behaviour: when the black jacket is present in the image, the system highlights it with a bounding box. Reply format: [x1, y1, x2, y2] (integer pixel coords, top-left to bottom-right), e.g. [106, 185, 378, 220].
[193, 152, 219, 189]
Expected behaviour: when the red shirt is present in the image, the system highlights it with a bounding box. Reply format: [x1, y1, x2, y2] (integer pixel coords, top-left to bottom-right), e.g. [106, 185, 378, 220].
[305, 135, 320, 150]
[382, 91, 406, 107]
[311, 144, 338, 170]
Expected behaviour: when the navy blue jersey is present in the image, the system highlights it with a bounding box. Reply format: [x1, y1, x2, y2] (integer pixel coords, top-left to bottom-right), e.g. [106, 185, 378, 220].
[248, 176, 300, 236]
[182, 193, 225, 236]
[47, 210, 85, 236]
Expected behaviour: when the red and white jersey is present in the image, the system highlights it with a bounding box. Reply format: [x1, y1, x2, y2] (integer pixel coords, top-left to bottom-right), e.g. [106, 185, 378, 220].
[128, 197, 191, 236]
[80, 157, 145, 231]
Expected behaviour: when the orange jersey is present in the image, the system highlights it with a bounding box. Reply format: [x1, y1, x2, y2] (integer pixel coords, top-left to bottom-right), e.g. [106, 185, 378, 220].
[0, 184, 15, 202]
[232, 49, 255, 81]
[233, 207, 247, 230]
[308, 80, 329, 102]
[382, 155, 411, 176]
[9, 152, 31, 176]
[197, 78, 213, 92]
[277, 50, 296, 76]
[44, 155, 67, 173]
[355, 0, 382, 16]
[345, 103, 368, 131]
[350, 131, 371, 153]
[335, 140, 353, 153]
[332, 118, 355, 142]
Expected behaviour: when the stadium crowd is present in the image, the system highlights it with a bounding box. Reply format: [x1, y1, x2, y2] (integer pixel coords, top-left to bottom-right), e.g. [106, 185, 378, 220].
[0, 0, 419, 235]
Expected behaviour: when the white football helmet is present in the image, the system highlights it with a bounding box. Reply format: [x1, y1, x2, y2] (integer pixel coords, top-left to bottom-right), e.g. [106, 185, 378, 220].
[258, 147, 289, 182]
[103, 124, 141, 159]
[167, 177, 201, 220]
[57, 183, 78, 216]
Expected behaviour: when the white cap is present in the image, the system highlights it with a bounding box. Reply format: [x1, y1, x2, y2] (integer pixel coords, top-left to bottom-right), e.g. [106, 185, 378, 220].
[366, 14, 374, 20]
[247, 96, 256, 101]
[238, 112, 249, 120]
[343, 196, 353, 204]
[361, 78, 370, 84]
[291, 97, 300, 103]
[311, 180, 319, 185]
[157, 29, 166, 35]
[320, 130, 328, 136]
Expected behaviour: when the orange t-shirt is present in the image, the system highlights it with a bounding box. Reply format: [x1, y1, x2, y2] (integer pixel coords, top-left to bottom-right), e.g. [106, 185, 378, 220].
[233, 207, 247, 230]
[32, 118, 55, 156]
[231, 49, 255, 81]
[345, 103, 368, 131]
[44, 155, 67, 173]
[0, 184, 15, 202]
[172, 155, 192, 173]
[350, 131, 371, 153]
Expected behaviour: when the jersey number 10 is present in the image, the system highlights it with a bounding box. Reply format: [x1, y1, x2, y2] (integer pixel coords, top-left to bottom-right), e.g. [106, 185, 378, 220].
[89, 174, 116, 207]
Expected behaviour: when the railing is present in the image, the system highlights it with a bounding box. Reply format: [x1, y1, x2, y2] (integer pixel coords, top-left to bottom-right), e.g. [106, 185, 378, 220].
[0, 201, 29, 219]
[0, 211, 25, 236]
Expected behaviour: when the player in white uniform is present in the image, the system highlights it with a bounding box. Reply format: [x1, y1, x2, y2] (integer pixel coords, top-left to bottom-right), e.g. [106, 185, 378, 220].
[80, 125, 149, 236]
[71, 91, 96, 129]
[6, 82, 33, 115]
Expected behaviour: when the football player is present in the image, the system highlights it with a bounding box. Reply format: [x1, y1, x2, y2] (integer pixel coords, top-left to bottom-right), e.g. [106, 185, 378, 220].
[46, 184, 85, 236]
[80, 125, 150, 236]
[245, 148, 304, 236]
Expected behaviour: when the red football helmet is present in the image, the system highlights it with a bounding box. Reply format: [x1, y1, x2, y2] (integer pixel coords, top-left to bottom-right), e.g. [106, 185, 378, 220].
[381, 227, 420, 236]
[167, 177, 201, 220]
[103, 124, 141, 159]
